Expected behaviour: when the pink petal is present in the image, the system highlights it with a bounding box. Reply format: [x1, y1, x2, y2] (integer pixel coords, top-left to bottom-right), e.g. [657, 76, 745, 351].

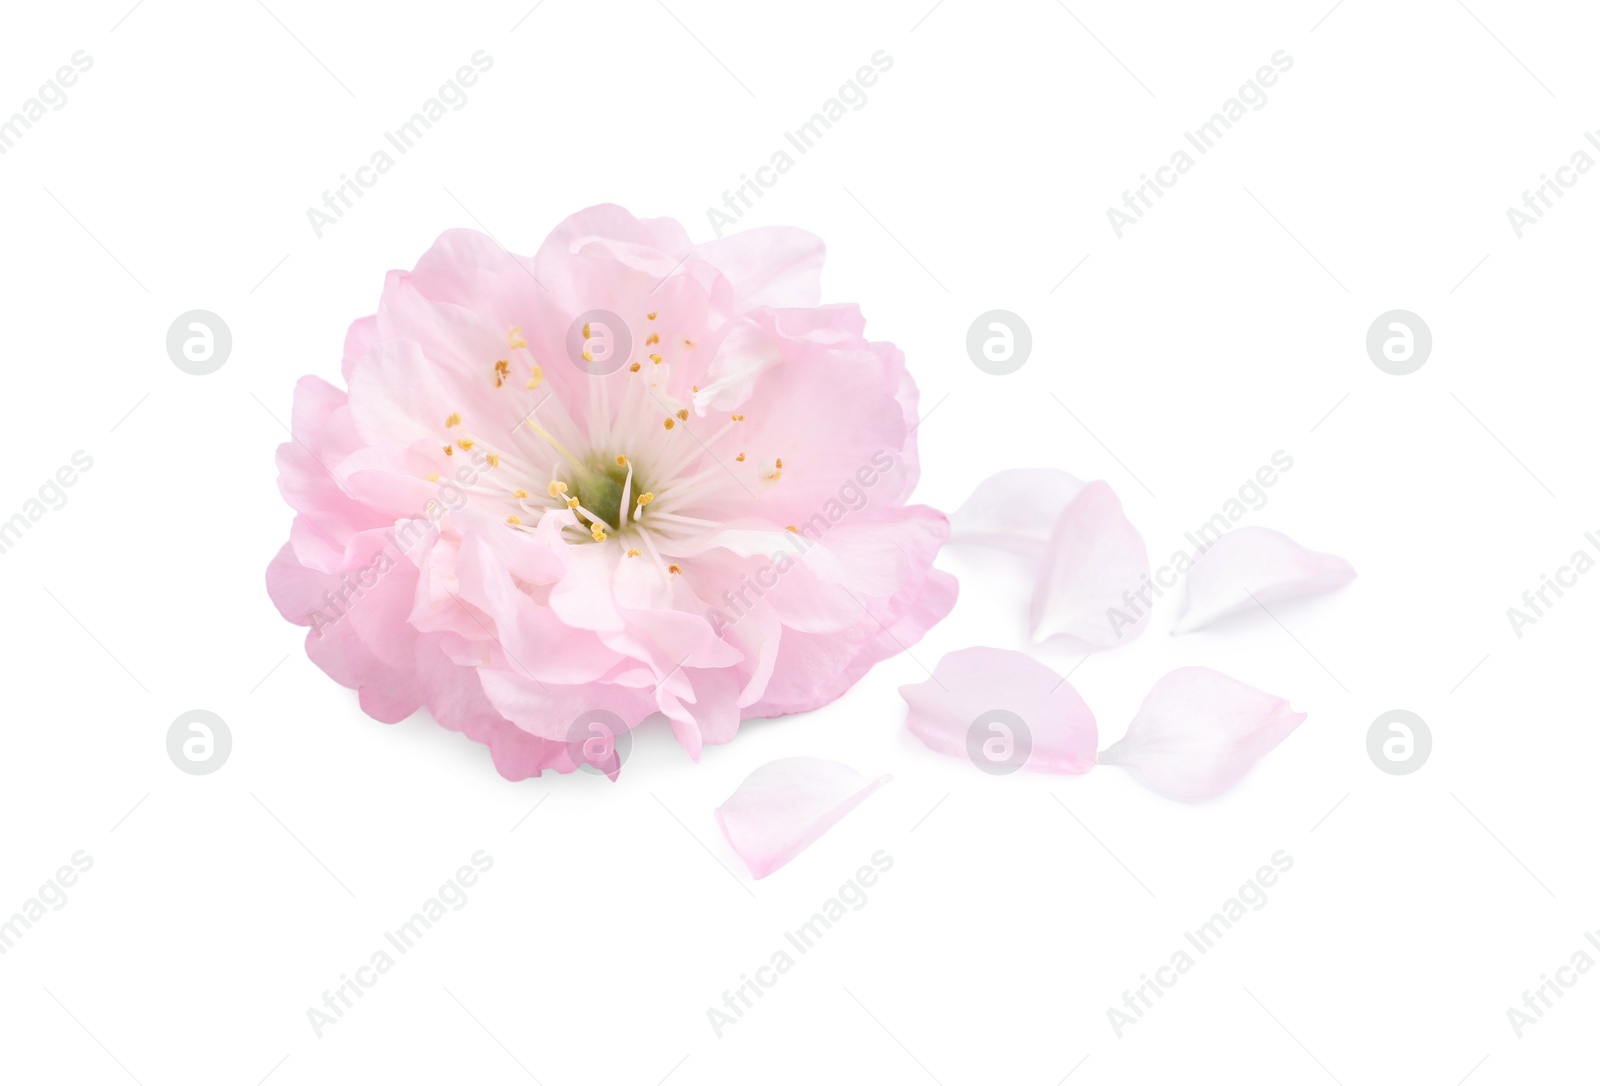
[900, 647, 1096, 775]
[1173, 526, 1356, 634]
[1098, 667, 1306, 801]
[1030, 481, 1150, 648]
[694, 225, 825, 309]
[949, 468, 1089, 559]
[716, 758, 890, 879]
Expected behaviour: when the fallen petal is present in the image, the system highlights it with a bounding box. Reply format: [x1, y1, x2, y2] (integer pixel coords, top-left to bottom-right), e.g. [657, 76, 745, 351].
[1098, 667, 1306, 801]
[948, 468, 1089, 559]
[1173, 526, 1355, 634]
[901, 647, 1097, 775]
[715, 757, 890, 879]
[1030, 481, 1151, 648]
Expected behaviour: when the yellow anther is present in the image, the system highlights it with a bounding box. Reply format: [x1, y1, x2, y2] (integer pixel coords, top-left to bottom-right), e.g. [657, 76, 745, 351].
[583, 322, 592, 339]
[495, 359, 510, 387]
[508, 326, 527, 349]
[486, 453, 500, 468]
[650, 353, 663, 364]
[629, 361, 641, 372]
[458, 439, 475, 450]
[424, 472, 441, 482]
[676, 408, 689, 421]
[507, 515, 521, 525]
[626, 548, 642, 558]
[647, 311, 658, 320]
[615, 455, 629, 466]
[527, 365, 544, 390]
[663, 417, 675, 430]
[786, 525, 798, 532]
[735, 452, 745, 462]
[591, 527, 607, 542]
[581, 349, 593, 363]
[513, 489, 529, 499]
[547, 481, 568, 496]
[445, 412, 461, 428]
[636, 492, 654, 506]
[645, 333, 659, 346]
[775, 457, 783, 469]
[731, 414, 745, 421]
[567, 497, 579, 508]
[443, 445, 454, 456]
[668, 564, 682, 574]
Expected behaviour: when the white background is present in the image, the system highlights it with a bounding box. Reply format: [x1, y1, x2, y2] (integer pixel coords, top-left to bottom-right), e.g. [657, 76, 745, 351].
[1, 0, 1595, 1082]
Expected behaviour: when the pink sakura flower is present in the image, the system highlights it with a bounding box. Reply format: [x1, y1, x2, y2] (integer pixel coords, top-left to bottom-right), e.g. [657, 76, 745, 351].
[266, 205, 956, 779]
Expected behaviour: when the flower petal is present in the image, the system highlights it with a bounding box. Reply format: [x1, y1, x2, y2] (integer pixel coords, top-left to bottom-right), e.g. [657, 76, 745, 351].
[949, 468, 1089, 559]
[900, 647, 1096, 774]
[1173, 526, 1356, 634]
[1098, 667, 1306, 801]
[715, 757, 890, 879]
[694, 225, 826, 309]
[1030, 481, 1150, 648]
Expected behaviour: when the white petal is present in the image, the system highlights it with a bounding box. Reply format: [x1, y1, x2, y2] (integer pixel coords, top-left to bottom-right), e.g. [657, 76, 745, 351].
[1098, 667, 1306, 801]
[1030, 481, 1150, 648]
[715, 757, 890, 879]
[1173, 526, 1355, 634]
[949, 468, 1088, 559]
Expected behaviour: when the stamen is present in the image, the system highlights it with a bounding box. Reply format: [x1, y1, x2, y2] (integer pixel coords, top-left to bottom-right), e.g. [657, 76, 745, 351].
[494, 360, 510, 387]
[508, 326, 527, 349]
[507, 515, 521, 525]
[445, 412, 461, 428]
[425, 472, 441, 482]
[626, 548, 642, 557]
[663, 418, 675, 430]
[443, 445, 454, 456]
[548, 481, 569, 496]
[527, 365, 544, 390]
[668, 564, 681, 574]
[647, 312, 657, 320]
[513, 489, 529, 498]
[486, 453, 500, 468]
[646, 333, 659, 345]
[675, 409, 689, 421]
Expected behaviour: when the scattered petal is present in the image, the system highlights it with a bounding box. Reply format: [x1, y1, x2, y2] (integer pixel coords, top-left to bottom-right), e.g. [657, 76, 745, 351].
[1098, 667, 1306, 801]
[949, 468, 1090, 559]
[1030, 481, 1150, 648]
[901, 647, 1097, 775]
[1173, 526, 1355, 634]
[949, 470, 1150, 650]
[715, 757, 890, 879]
